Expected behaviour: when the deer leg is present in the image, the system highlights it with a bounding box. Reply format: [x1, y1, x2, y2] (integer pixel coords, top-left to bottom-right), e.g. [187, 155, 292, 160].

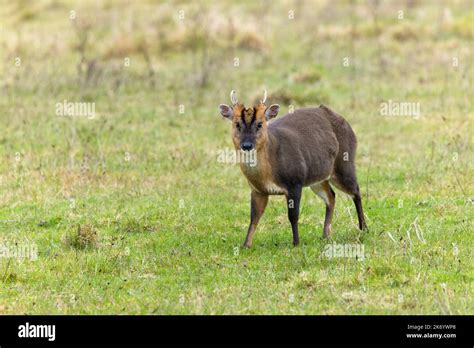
[286, 185, 303, 246]
[243, 190, 268, 248]
[353, 186, 367, 230]
[311, 181, 336, 238]
[331, 175, 367, 231]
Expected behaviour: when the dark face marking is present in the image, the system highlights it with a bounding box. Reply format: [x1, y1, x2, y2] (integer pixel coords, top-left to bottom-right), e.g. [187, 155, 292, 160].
[241, 107, 255, 126]
[234, 107, 261, 151]
[231, 103, 269, 152]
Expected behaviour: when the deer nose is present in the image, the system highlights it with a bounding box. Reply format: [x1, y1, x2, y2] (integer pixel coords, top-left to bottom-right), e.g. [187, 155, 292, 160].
[241, 142, 254, 151]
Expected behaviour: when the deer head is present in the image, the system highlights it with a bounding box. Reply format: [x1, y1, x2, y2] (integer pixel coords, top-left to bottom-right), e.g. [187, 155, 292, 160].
[219, 90, 280, 151]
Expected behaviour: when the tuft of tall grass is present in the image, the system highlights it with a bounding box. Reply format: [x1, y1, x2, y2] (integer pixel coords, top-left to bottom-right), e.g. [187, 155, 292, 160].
[63, 224, 98, 250]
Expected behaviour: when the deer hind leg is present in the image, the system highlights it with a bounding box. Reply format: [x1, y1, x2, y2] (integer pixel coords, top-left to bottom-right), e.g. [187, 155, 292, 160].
[310, 180, 336, 238]
[330, 167, 367, 231]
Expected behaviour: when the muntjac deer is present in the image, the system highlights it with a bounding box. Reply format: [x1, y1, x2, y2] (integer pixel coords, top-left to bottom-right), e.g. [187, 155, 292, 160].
[219, 90, 367, 248]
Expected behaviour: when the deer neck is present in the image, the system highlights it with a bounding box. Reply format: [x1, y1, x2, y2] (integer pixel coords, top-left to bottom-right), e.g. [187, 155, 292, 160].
[239, 133, 284, 195]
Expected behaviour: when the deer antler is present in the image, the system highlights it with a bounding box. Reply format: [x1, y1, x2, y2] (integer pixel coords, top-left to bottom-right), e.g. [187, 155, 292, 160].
[230, 90, 238, 105]
[261, 89, 267, 104]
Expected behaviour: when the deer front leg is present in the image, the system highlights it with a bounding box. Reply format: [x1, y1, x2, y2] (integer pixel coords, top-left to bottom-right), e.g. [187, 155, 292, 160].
[286, 185, 302, 246]
[243, 190, 268, 248]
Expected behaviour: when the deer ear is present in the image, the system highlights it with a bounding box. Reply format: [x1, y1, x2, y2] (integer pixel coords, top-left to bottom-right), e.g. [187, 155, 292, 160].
[265, 104, 280, 120]
[219, 104, 234, 121]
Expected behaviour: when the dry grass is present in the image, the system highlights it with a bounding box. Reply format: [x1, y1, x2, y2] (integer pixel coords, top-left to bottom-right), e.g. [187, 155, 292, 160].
[63, 224, 98, 249]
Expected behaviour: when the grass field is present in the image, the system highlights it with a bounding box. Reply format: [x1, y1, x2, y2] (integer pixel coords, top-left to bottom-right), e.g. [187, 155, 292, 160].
[0, 0, 472, 314]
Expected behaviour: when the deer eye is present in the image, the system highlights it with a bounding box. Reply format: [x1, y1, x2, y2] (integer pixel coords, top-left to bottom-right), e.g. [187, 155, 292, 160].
[257, 122, 263, 130]
[235, 123, 241, 131]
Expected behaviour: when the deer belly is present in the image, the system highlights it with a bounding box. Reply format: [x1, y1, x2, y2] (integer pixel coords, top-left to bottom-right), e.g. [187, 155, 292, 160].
[247, 179, 287, 195]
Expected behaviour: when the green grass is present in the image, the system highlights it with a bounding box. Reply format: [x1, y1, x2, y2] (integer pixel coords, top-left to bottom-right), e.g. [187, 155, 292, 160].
[0, 0, 472, 314]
